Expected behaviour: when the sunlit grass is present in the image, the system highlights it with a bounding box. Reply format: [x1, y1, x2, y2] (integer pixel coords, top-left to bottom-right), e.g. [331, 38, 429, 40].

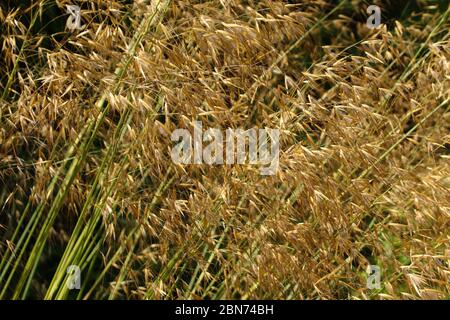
[0, 0, 449, 300]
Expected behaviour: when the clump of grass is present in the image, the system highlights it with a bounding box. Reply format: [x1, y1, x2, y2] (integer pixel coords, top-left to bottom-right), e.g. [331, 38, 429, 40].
[0, 0, 449, 300]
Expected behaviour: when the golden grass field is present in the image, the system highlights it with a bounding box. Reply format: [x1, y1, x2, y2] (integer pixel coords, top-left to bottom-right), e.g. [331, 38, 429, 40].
[0, 0, 449, 299]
